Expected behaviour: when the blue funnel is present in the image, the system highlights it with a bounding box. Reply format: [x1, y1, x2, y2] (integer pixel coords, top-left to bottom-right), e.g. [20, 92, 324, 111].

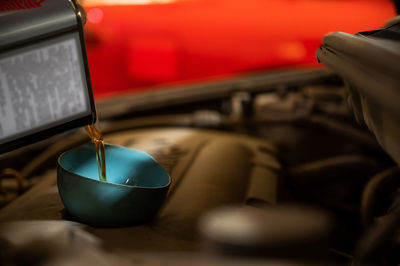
[57, 143, 170, 227]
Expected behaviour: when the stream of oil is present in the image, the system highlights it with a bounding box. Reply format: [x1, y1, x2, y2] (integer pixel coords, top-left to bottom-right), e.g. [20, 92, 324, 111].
[85, 124, 107, 182]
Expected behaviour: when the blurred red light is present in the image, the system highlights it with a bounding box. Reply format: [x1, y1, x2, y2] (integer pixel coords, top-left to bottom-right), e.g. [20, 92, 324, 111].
[87, 8, 104, 24]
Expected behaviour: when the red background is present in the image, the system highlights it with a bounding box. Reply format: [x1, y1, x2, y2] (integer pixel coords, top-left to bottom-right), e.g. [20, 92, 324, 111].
[83, 0, 396, 98]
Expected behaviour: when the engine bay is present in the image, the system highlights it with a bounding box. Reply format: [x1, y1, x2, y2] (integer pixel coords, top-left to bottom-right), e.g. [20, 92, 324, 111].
[0, 68, 398, 265]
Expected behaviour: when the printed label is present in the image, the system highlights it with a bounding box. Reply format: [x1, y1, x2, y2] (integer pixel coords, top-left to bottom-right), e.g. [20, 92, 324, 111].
[0, 37, 88, 140]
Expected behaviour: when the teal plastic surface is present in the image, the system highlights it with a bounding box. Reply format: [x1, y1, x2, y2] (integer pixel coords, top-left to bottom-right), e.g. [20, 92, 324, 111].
[57, 143, 170, 227]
